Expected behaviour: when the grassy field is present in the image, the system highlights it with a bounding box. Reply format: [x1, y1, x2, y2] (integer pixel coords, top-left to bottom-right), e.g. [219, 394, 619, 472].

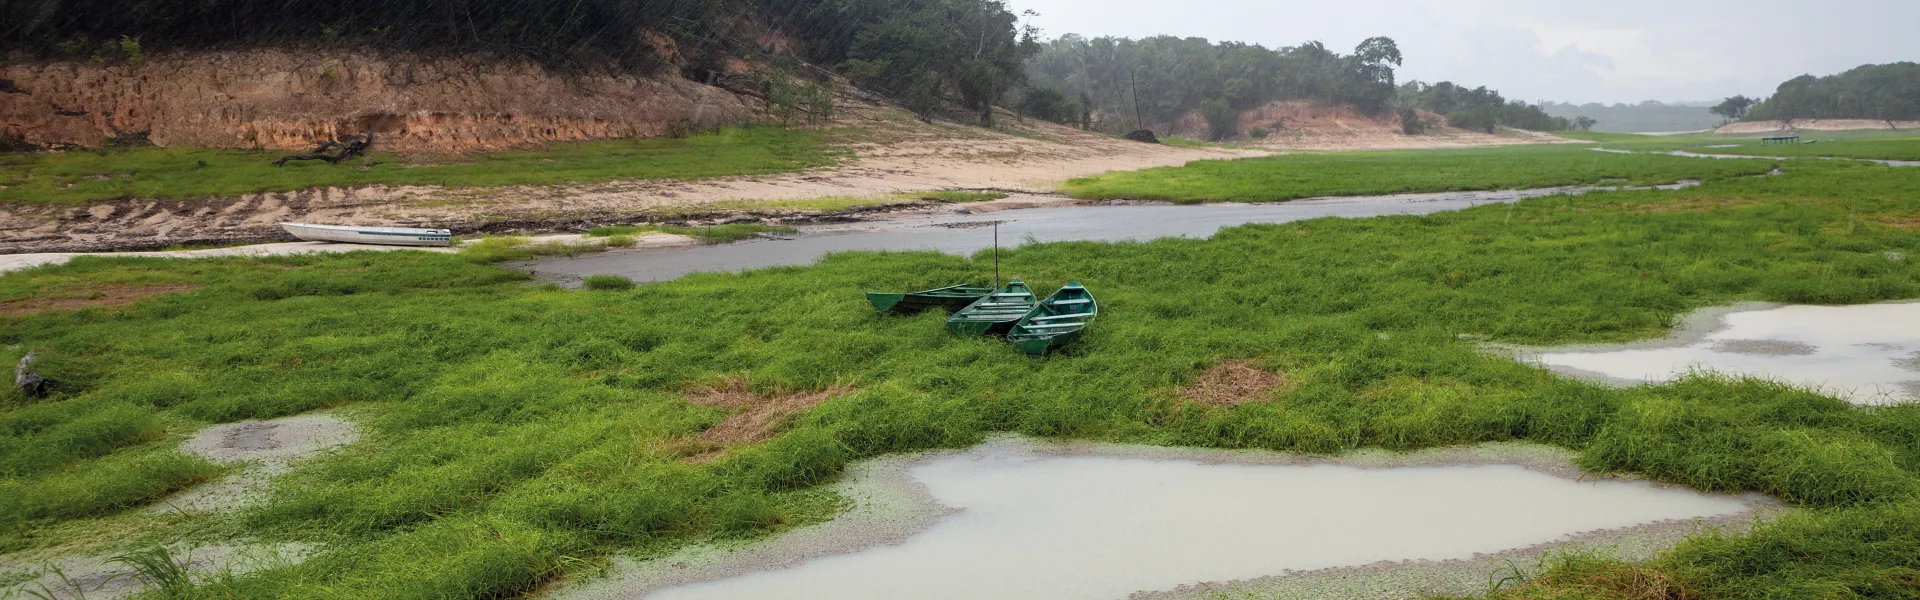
[3, 150, 1920, 598]
[0, 127, 842, 205]
[1062, 144, 1780, 202]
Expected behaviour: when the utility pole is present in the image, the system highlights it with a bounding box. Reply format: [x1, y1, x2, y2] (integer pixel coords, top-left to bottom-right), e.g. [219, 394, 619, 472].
[1130, 67, 1145, 132]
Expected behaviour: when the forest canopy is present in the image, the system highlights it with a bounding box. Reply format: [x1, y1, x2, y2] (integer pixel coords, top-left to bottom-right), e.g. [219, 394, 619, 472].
[0, 0, 1035, 121]
[1022, 34, 1403, 133]
[1396, 81, 1568, 133]
[1742, 62, 1920, 122]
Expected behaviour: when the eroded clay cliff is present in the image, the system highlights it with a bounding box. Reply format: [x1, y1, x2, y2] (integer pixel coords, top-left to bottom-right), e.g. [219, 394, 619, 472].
[0, 50, 758, 152]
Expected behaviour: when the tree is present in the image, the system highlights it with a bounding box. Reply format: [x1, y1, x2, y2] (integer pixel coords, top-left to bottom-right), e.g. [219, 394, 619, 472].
[1199, 97, 1237, 140]
[1710, 95, 1755, 122]
[1573, 116, 1598, 131]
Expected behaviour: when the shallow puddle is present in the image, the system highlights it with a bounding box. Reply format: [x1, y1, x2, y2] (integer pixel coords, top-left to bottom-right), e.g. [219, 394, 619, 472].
[1525, 302, 1920, 405]
[559, 438, 1772, 600]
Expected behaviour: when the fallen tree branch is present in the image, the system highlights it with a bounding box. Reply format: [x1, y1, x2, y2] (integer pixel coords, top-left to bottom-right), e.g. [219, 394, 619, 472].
[275, 131, 374, 166]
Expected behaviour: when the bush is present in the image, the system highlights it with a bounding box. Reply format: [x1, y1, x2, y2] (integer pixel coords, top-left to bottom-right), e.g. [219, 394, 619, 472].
[582, 275, 635, 291]
[1399, 107, 1427, 135]
[1248, 127, 1270, 139]
[1199, 98, 1238, 141]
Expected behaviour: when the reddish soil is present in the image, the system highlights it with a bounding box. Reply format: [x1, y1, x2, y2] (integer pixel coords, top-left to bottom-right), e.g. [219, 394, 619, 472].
[1181, 360, 1287, 406]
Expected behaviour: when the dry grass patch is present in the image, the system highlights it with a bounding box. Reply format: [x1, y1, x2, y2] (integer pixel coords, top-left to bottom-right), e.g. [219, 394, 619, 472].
[1494, 565, 1696, 600]
[1871, 212, 1920, 230]
[681, 380, 854, 461]
[0, 284, 200, 316]
[1180, 360, 1287, 406]
[1628, 198, 1754, 213]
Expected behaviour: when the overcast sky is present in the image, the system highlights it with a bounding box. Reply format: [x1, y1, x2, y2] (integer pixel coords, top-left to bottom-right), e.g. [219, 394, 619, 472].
[1004, 0, 1918, 105]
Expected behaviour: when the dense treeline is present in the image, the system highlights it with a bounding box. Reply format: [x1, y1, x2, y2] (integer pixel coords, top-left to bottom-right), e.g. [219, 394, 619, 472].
[1540, 101, 1720, 134]
[1, 0, 722, 71]
[1743, 62, 1920, 122]
[1397, 81, 1570, 133]
[1021, 35, 1579, 138]
[0, 0, 1033, 122]
[1021, 35, 1402, 135]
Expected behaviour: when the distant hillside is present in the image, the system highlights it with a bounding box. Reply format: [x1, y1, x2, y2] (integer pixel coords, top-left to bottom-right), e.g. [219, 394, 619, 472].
[1021, 35, 1404, 137]
[1540, 101, 1719, 134]
[1744, 62, 1920, 122]
[0, 0, 1033, 122]
[1, 0, 1038, 150]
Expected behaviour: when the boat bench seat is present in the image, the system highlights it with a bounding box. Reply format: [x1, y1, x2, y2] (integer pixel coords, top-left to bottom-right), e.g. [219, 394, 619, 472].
[1021, 323, 1084, 329]
[1028, 315, 1086, 322]
[1052, 300, 1091, 305]
[992, 293, 1033, 297]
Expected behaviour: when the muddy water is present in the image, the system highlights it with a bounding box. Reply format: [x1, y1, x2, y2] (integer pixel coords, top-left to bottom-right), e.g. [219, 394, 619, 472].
[527, 185, 1688, 283]
[1525, 302, 1920, 405]
[558, 438, 1773, 600]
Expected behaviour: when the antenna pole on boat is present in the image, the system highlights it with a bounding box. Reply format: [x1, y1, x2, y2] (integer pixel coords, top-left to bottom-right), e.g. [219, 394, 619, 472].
[993, 221, 1001, 289]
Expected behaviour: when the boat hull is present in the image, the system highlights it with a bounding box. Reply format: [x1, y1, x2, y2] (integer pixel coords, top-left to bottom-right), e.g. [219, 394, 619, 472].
[1011, 330, 1082, 355]
[867, 285, 992, 314]
[1006, 282, 1096, 355]
[946, 280, 1037, 336]
[946, 318, 1022, 337]
[280, 223, 453, 247]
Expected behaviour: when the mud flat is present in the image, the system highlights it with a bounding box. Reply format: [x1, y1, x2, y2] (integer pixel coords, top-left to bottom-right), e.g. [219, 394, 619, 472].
[157, 412, 360, 514]
[1511, 301, 1920, 405]
[553, 437, 1779, 600]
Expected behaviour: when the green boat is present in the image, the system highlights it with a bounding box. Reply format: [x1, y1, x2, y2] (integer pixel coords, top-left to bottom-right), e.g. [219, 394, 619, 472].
[866, 284, 993, 314]
[945, 280, 1038, 336]
[1006, 282, 1097, 355]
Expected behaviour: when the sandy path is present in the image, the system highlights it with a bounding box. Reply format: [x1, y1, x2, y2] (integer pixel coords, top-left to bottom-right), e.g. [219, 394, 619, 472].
[0, 111, 1257, 254]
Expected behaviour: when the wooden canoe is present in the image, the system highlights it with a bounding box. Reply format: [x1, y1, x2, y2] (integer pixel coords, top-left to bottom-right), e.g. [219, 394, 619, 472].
[280, 223, 453, 247]
[867, 284, 993, 314]
[945, 280, 1038, 336]
[1007, 282, 1097, 355]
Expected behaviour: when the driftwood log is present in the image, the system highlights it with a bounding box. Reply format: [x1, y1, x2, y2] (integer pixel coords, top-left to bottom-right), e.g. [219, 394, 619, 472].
[15, 350, 49, 397]
[276, 131, 375, 166]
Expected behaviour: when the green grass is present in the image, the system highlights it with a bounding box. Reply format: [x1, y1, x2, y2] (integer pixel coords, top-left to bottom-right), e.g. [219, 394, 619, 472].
[1063, 144, 1779, 202]
[0, 127, 843, 205]
[582, 275, 635, 291]
[2, 151, 1919, 598]
[584, 224, 797, 244]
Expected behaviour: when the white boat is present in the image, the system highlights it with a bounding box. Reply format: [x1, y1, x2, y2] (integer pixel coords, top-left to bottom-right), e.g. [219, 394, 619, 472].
[279, 223, 453, 247]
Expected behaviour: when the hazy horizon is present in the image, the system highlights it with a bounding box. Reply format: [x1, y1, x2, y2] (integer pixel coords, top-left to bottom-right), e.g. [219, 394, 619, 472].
[1005, 0, 1919, 105]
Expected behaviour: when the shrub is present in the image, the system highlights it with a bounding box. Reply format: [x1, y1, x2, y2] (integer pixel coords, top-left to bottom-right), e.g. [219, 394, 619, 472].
[582, 275, 635, 291]
[1199, 98, 1238, 141]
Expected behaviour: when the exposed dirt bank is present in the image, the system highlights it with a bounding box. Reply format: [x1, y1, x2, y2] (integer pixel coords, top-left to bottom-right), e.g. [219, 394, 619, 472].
[1717, 119, 1920, 134]
[1157, 100, 1572, 151]
[0, 112, 1255, 253]
[0, 49, 756, 152]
